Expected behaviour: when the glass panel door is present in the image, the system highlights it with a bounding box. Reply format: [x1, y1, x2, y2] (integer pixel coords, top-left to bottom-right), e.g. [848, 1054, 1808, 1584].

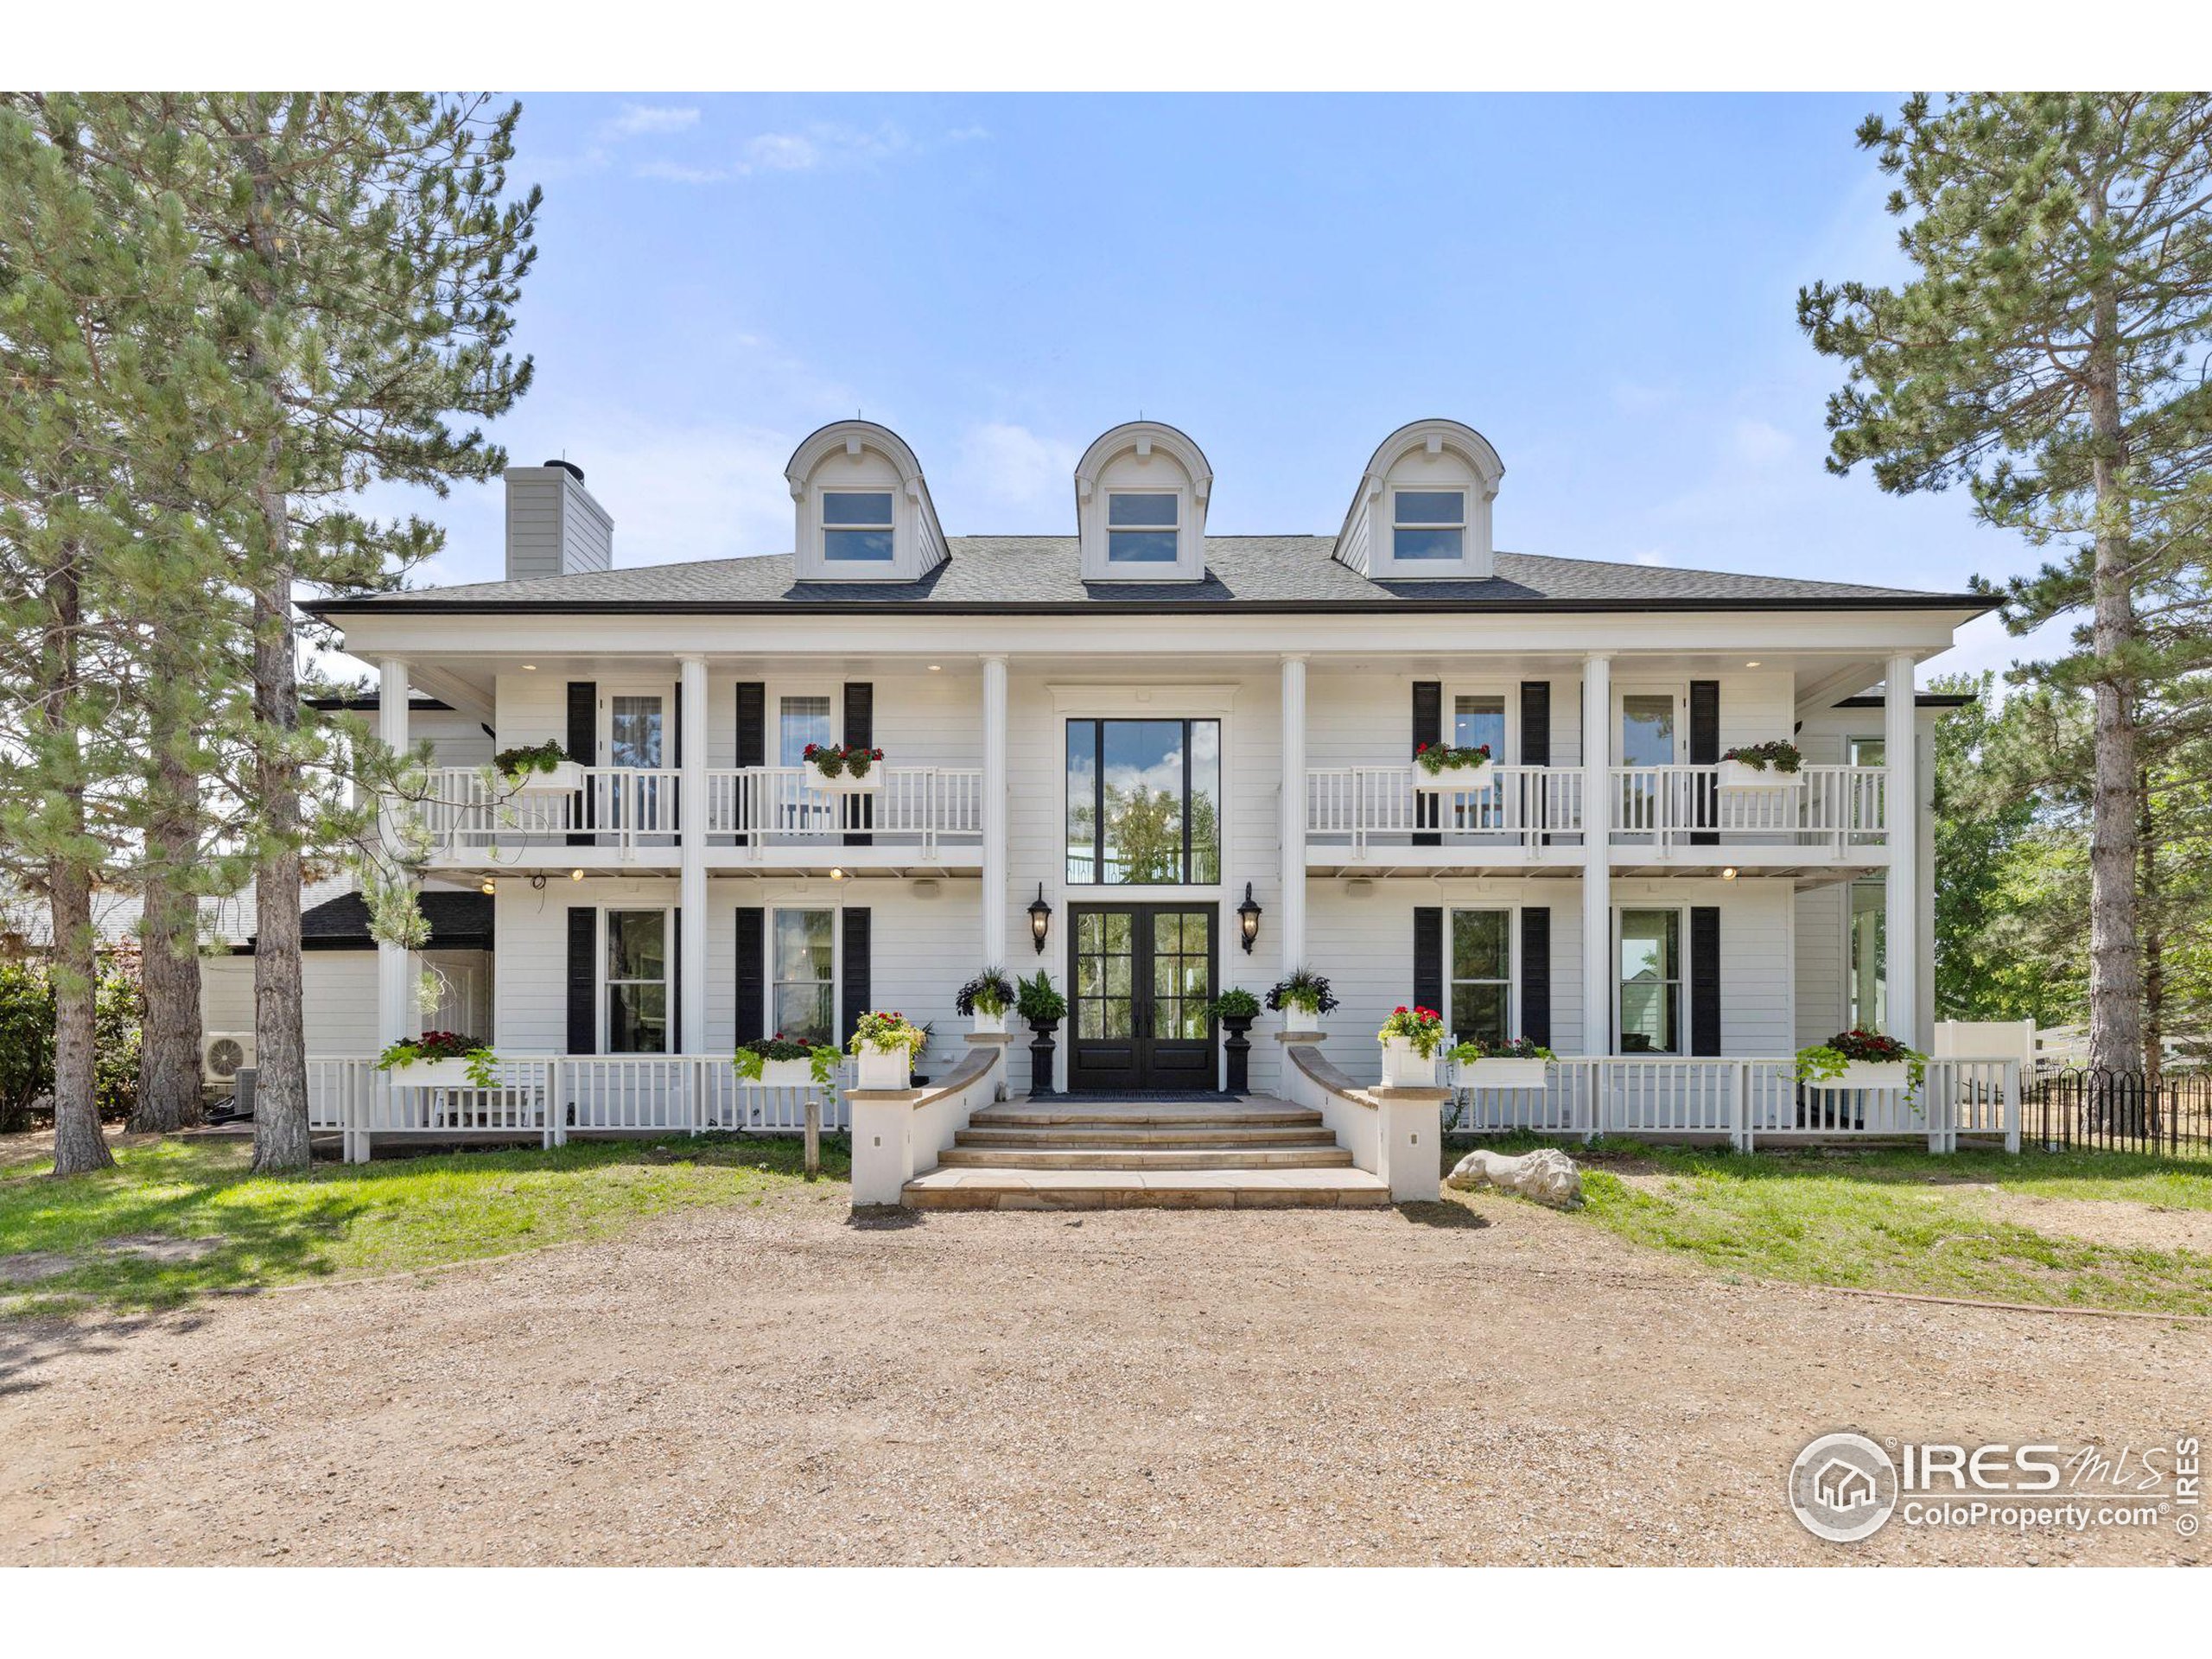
[607, 694, 665, 831]
[1617, 690, 1679, 835]
[1617, 909, 1681, 1054]
[1067, 905, 1217, 1091]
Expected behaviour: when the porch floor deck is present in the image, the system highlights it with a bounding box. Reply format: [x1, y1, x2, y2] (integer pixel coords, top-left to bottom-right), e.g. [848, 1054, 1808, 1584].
[904, 1094, 1392, 1210]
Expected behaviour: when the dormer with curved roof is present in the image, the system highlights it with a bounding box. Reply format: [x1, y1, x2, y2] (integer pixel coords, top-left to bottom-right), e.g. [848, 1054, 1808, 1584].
[1073, 420, 1212, 583]
[785, 419, 949, 583]
[1332, 417, 1505, 581]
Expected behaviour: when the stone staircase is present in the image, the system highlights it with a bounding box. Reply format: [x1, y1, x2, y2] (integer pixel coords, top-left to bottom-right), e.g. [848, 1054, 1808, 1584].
[900, 1096, 1390, 1210]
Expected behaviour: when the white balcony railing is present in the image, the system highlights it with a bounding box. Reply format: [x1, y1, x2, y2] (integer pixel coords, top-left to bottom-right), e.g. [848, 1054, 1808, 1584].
[1303, 763, 1886, 854]
[705, 766, 982, 851]
[1608, 764, 1885, 847]
[410, 765, 982, 858]
[1306, 765, 1585, 853]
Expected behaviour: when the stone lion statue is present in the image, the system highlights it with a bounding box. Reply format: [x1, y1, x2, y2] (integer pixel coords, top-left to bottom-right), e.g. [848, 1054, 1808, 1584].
[1445, 1147, 1584, 1210]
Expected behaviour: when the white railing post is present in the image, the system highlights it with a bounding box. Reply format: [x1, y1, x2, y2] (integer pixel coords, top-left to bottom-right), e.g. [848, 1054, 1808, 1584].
[548, 1058, 565, 1147]
[2004, 1059, 2021, 1154]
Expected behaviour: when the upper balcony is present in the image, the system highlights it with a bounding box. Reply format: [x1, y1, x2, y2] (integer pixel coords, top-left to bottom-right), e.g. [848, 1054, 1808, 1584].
[1303, 762, 1888, 878]
[416, 765, 983, 874]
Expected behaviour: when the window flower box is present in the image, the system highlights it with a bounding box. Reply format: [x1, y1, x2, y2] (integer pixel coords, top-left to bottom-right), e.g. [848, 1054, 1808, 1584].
[1716, 743, 1804, 791]
[1814, 1060, 1910, 1090]
[514, 759, 586, 797]
[390, 1057, 485, 1089]
[755, 1059, 817, 1088]
[1454, 1056, 1550, 1090]
[811, 768, 883, 795]
[803, 743, 886, 793]
[1412, 742, 1492, 793]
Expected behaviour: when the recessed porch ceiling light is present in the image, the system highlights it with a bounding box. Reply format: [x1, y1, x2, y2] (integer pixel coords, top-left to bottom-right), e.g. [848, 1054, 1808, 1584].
[927, 664, 941, 671]
[522, 663, 537, 671]
[1720, 868, 1739, 880]
[1745, 660, 1761, 668]
[830, 868, 846, 880]
[569, 869, 584, 881]
[480, 880, 496, 894]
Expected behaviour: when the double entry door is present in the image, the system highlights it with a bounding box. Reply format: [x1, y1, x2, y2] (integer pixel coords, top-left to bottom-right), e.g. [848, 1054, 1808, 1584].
[1066, 904, 1217, 1093]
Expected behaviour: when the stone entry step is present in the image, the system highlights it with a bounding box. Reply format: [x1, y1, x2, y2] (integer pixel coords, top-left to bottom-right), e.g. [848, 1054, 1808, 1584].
[901, 1166, 1392, 1211]
[969, 1103, 1324, 1130]
[956, 1123, 1339, 1149]
[938, 1144, 1354, 1171]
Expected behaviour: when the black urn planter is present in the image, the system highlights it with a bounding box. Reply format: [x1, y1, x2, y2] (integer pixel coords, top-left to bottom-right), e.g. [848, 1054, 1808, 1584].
[1027, 1017, 1061, 1096]
[1220, 1014, 1255, 1094]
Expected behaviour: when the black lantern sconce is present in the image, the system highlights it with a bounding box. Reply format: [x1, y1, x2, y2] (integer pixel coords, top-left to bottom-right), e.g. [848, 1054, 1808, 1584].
[1028, 883, 1053, 955]
[1236, 882, 1262, 955]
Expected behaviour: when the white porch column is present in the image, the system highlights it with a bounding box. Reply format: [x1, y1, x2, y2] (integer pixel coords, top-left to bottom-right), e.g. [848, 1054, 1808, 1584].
[1884, 654, 1920, 1048]
[678, 654, 709, 1052]
[1580, 653, 1612, 1058]
[375, 658, 415, 1048]
[981, 655, 1008, 964]
[1279, 654, 1307, 976]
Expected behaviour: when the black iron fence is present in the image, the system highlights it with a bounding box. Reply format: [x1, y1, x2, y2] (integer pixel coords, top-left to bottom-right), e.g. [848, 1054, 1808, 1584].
[2025, 1069, 2212, 1157]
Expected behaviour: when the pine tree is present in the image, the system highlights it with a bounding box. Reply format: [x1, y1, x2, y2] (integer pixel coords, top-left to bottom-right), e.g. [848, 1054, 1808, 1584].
[1801, 93, 2212, 1075]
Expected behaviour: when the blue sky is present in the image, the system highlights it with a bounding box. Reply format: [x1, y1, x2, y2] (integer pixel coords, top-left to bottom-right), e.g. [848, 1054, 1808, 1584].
[377, 93, 2055, 683]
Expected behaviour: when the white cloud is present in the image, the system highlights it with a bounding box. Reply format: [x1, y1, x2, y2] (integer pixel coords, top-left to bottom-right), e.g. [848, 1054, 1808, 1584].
[600, 104, 700, 140]
[957, 422, 1080, 512]
[1730, 418, 1795, 465]
[635, 120, 983, 185]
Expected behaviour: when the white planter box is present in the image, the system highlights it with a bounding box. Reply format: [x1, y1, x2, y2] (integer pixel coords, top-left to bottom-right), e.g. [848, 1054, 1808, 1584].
[1815, 1059, 1910, 1090]
[1379, 1035, 1440, 1088]
[808, 768, 884, 794]
[512, 760, 584, 796]
[855, 1046, 912, 1090]
[752, 1058, 818, 1089]
[970, 1007, 1008, 1036]
[390, 1057, 485, 1089]
[1455, 1057, 1549, 1090]
[1716, 758, 1805, 791]
[1413, 760, 1491, 793]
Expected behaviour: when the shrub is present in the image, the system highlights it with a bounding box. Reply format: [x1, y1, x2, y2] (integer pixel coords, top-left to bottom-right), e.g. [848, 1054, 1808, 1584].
[0, 960, 54, 1133]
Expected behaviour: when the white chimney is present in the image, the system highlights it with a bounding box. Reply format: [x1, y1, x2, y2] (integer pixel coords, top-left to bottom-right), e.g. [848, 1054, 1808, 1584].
[505, 460, 613, 582]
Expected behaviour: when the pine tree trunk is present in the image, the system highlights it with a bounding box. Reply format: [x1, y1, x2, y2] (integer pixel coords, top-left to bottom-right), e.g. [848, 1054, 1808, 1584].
[44, 554, 113, 1177]
[2139, 773, 2164, 1097]
[133, 696, 203, 1132]
[2083, 284, 2145, 1081]
[248, 544, 310, 1173]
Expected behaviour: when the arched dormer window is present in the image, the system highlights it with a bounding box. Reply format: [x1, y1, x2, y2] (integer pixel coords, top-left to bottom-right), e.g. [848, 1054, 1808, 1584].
[1332, 418, 1505, 581]
[784, 420, 948, 583]
[1074, 421, 1212, 583]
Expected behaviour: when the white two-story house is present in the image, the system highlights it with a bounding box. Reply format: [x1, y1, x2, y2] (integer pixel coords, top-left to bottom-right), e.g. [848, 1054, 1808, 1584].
[279, 416, 2003, 1192]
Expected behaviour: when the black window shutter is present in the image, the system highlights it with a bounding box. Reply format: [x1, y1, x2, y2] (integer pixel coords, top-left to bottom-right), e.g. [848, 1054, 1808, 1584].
[672, 681, 683, 767]
[1412, 681, 1443, 847]
[842, 681, 874, 848]
[671, 909, 681, 1052]
[1414, 906, 1444, 1023]
[1520, 906, 1551, 1048]
[733, 683, 766, 846]
[734, 906, 765, 1041]
[1690, 905, 1721, 1057]
[1690, 679, 1720, 846]
[841, 907, 872, 1047]
[1519, 682, 1550, 766]
[566, 681, 596, 847]
[566, 907, 597, 1055]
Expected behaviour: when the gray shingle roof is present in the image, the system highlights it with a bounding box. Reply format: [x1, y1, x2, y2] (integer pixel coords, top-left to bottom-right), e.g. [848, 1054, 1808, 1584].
[313, 535, 1987, 615]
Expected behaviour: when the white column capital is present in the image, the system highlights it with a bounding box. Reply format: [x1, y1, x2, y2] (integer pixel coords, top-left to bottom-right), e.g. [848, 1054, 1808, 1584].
[1280, 652, 1308, 666]
[676, 652, 707, 668]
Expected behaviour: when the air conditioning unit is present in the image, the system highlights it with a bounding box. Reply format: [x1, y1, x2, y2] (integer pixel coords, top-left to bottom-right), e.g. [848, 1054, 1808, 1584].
[201, 1031, 256, 1082]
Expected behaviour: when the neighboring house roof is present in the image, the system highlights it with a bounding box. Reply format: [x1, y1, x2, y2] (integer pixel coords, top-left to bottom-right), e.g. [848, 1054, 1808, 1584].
[1832, 692, 1979, 709]
[247, 889, 496, 954]
[312, 536, 1993, 617]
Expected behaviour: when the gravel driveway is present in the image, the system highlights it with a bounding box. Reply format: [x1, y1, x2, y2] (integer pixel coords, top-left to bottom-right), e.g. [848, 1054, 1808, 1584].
[3, 1183, 2204, 1566]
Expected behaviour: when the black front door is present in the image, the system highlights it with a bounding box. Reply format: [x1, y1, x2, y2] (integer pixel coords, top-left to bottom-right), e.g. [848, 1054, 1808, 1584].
[1067, 905, 1217, 1092]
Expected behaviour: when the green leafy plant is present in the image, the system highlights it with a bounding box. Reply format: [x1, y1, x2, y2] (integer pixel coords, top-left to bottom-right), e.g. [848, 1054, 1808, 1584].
[1447, 1036, 1556, 1064]
[1414, 741, 1492, 775]
[1015, 970, 1067, 1026]
[0, 959, 55, 1134]
[1265, 967, 1338, 1018]
[956, 968, 1016, 1018]
[802, 741, 884, 779]
[1378, 1004, 1447, 1058]
[1795, 1028, 1927, 1089]
[1207, 988, 1262, 1021]
[734, 1036, 842, 1086]
[849, 1010, 927, 1057]
[492, 740, 569, 779]
[1719, 740, 1804, 773]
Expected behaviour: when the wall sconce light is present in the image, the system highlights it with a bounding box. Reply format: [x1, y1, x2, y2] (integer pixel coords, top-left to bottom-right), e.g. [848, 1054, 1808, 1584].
[1237, 881, 1262, 955]
[1028, 883, 1052, 955]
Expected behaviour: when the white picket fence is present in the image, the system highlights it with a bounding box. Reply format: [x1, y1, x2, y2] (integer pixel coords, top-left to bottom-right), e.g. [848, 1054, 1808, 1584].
[306, 1054, 853, 1161]
[1443, 1056, 2020, 1150]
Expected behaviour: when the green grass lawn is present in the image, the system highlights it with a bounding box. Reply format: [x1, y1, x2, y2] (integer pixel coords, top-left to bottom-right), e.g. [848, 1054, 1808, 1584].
[0, 1134, 849, 1319]
[1453, 1137, 2212, 1318]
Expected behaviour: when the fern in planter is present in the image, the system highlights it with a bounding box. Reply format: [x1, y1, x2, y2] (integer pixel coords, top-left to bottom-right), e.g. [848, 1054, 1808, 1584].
[1207, 988, 1262, 1022]
[1015, 970, 1067, 1027]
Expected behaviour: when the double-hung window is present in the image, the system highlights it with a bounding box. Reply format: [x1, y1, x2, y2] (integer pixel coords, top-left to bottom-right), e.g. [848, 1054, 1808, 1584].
[1450, 909, 1513, 1046]
[605, 909, 671, 1053]
[1617, 909, 1681, 1054]
[822, 492, 894, 562]
[1392, 490, 1465, 561]
[1106, 493, 1179, 563]
[771, 908, 836, 1046]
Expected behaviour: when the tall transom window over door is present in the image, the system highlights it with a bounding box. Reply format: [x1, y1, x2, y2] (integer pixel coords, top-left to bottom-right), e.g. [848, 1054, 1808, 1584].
[1106, 493, 1179, 563]
[1393, 491, 1465, 561]
[821, 491, 894, 562]
[1065, 719, 1220, 884]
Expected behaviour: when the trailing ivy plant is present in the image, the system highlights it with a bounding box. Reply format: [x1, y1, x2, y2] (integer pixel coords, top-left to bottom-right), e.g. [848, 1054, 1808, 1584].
[374, 1030, 499, 1087]
[1446, 1036, 1556, 1064]
[1793, 1028, 1927, 1089]
[733, 1035, 842, 1085]
[1414, 741, 1492, 776]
